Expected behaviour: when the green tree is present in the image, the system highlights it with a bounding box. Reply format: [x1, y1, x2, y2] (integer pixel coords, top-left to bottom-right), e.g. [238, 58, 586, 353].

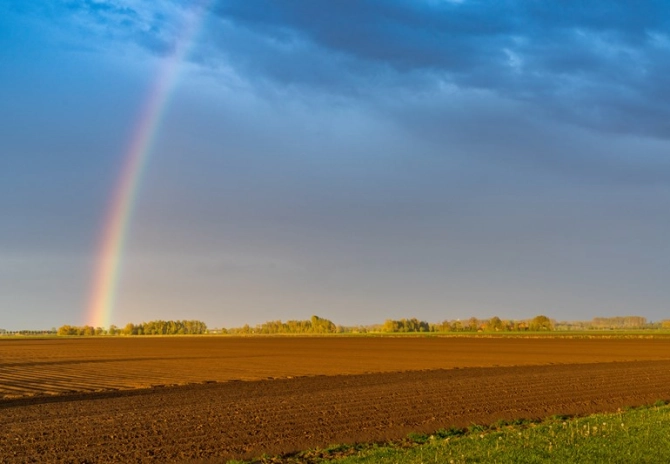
[486, 316, 504, 332]
[529, 315, 553, 331]
[57, 325, 73, 336]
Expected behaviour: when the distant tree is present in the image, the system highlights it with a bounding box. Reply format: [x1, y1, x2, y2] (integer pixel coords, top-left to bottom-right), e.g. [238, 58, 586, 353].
[591, 316, 647, 329]
[57, 325, 73, 336]
[514, 321, 529, 331]
[529, 315, 553, 331]
[466, 317, 480, 331]
[83, 325, 95, 336]
[438, 321, 452, 332]
[485, 316, 504, 332]
[310, 315, 336, 333]
[378, 317, 429, 333]
[381, 319, 397, 333]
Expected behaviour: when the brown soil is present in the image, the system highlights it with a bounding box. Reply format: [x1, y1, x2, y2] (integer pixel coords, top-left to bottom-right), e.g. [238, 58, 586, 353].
[3, 336, 670, 398]
[3, 337, 670, 462]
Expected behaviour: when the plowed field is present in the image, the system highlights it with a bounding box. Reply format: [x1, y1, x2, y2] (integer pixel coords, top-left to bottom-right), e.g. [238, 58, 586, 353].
[3, 336, 670, 462]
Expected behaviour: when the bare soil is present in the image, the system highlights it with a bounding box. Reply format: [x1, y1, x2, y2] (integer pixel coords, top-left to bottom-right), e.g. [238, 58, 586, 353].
[3, 336, 670, 399]
[2, 336, 670, 462]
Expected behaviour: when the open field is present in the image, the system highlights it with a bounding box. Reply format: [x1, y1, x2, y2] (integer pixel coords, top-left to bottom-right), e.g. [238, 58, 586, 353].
[4, 335, 670, 399]
[3, 336, 670, 462]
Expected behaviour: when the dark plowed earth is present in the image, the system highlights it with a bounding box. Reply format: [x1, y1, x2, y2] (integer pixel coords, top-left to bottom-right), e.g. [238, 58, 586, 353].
[3, 360, 670, 463]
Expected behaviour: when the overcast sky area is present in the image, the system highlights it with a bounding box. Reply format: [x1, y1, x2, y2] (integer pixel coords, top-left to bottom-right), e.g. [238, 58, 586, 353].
[2, 1, 670, 330]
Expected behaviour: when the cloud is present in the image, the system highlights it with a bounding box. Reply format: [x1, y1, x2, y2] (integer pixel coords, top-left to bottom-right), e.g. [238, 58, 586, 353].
[207, 0, 670, 138]
[23, 1, 670, 138]
[9, 0, 188, 55]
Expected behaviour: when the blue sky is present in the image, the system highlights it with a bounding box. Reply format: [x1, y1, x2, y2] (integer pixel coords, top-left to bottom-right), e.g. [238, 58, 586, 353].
[2, 0, 670, 330]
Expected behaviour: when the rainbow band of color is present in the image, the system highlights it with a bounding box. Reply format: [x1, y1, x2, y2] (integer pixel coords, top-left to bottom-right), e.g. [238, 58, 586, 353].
[87, 2, 210, 328]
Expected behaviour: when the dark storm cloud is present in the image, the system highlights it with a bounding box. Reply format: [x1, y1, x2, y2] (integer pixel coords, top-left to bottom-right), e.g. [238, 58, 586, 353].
[216, 0, 517, 72]
[50, 1, 670, 137]
[210, 0, 670, 138]
[215, 0, 667, 77]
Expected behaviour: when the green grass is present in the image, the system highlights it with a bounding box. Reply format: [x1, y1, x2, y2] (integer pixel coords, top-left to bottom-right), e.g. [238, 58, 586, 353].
[233, 402, 670, 463]
[337, 404, 670, 463]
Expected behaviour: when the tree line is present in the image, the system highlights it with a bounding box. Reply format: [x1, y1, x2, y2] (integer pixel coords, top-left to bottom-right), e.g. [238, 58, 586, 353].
[218, 314, 554, 334]
[5, 314, 667, 337]
[225, 315, 339, 334]
[378, 315, 554, 333]
[560, 316, 649, 330]
[56, 320, 207, 336]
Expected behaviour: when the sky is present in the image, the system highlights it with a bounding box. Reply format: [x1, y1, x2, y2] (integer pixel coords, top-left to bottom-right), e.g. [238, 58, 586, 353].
[2, 0, 670, 330]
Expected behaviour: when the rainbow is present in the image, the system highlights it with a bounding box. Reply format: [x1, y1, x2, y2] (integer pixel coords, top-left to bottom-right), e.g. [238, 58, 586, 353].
[87, 1, 211, 328]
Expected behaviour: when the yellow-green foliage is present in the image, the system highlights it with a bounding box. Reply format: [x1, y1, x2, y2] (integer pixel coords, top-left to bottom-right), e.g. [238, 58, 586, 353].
[227, 315, 338, 334]
[56, 320, 207, 336]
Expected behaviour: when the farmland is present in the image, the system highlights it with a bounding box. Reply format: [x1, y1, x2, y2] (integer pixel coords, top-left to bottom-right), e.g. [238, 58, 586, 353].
[3, 336, 670, 462]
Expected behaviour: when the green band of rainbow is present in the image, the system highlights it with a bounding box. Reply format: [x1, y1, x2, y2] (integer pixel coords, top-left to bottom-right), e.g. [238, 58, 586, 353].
[87, 2, 211, 328]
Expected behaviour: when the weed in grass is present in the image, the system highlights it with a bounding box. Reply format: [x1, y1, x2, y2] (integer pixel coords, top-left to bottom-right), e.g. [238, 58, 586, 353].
[467, 423, 485, 433]
[516, 418, 534, 426]
[492, 419, 510, 429]
[406, 432, 429, 444]
[325, 444, 351, 454]
[434, 427, 465, 438]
